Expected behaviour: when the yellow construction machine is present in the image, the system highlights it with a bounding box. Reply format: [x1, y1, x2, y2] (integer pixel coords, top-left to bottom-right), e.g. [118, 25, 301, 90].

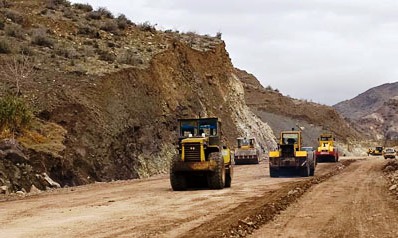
[170, 117, 232, 191]
[234, 137, 260, 164]
[268, 128, 315, 177]
[315, 133, 339, 163]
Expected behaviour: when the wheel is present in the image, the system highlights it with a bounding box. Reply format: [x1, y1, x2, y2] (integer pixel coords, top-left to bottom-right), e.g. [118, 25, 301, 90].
[269, 167, 279, 177]
[207, 152, 225, 189]
[225, 164, 232, 188]
[170, 154, 187, 191]
[300, 163, 310, 177]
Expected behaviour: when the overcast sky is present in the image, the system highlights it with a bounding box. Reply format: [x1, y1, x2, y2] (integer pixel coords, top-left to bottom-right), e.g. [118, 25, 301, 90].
[70, 0, 398, 105]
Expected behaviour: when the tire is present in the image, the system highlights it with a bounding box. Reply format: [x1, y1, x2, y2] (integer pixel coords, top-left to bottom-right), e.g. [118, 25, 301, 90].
[300, 162, 310, 177]
[269, 167, 279, 177]
[310, 167, 315, 176]
[170, 154, 187, 191]
[225, 164, 232, 188]
[207, 152, 225, 189]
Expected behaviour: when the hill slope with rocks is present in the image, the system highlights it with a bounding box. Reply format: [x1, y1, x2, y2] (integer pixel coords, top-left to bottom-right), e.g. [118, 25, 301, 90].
[235, 69, 364, 151]
[334, 82, 398, 144]
[0, 0, 276, 193]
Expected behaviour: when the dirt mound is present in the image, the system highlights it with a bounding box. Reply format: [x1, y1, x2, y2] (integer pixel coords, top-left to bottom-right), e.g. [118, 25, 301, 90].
[383, 159, 398, 199]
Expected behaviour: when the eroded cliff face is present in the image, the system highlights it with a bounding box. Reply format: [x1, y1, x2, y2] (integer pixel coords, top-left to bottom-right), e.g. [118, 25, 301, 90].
[1, 40, 276, 192]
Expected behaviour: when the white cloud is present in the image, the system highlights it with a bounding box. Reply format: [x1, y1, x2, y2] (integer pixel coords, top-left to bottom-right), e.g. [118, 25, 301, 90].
[70, 0, 398, 105]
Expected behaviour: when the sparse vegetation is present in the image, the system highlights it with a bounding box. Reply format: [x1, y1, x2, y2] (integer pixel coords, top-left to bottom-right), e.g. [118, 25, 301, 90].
[265, 85, 273, 91]
[86, 7, 114, 20]
[138, 21, 157, 32]
[100, 20, 119, 34]
[97, 49, 115, 62]
[116, 14, 133, 29]
[0, 95, 33, 135]
[0, 54, 35, 96]
[0, 38, 12, 54]
[72, 3, 93, 12]
[31, 29, 53, 47]
[46, 0, 71, 9]
[5, 23, 25, 39]
[3, 9, 24, 24]
[117, 49, 143, 65]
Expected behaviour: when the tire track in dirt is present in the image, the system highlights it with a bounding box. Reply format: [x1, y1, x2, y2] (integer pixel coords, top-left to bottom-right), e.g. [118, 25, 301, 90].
[179, 160, 355, 238]
[250, 157, 398, 238]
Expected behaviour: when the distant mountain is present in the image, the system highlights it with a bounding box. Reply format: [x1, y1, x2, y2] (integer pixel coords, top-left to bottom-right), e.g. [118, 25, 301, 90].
[235, 68, 363, 148]
[334, 82, 398, 144]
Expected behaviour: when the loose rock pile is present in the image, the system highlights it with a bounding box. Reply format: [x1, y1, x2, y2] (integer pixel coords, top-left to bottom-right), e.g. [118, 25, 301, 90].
[0, 139, 61, 196]
[383, 159, 398, 198]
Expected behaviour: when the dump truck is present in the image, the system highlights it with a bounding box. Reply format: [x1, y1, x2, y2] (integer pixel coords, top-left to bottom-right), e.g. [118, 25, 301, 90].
[170, 117, 233, 191]
[268, 129, 315, 177]
[315, 133, 339, 163]
[234, 137, 260, 165]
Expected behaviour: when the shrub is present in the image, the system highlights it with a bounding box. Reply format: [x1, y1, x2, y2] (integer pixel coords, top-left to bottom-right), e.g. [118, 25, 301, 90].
[96, 49, 115, 62]
[100, 20, 118, 33]
[0, 0, 13, 8]
[31, 29, 53, 47]
[0, 38, 12, 54]
[18, 44, 34, 56]
[86, 7, 113, 20]
[0, 95, 32, 134]
[117, 49, 143, 65]
[0, 19, 5, 30]
[97, 7, 113, 19]
[54, 44, 78, 59]
[73, 3, 93, 12]
[137, 21, 156, 33]
[46, 0, 71, 9]
[116, 14, 133, 29]
[4, 9, 24, 24]
[5, 23, 25, 39]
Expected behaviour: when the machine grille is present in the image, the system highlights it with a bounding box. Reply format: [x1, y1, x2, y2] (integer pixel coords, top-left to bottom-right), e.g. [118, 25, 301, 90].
[183, 143, 201, 162]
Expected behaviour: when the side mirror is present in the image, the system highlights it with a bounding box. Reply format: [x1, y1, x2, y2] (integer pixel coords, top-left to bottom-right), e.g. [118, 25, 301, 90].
[222, 145, 227, 149]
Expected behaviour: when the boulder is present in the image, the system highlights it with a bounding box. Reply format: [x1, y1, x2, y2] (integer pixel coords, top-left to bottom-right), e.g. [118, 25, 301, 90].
[41, 173, 61, 188]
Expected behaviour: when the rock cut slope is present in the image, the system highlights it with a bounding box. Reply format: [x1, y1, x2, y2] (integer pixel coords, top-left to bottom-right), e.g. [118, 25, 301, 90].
[0, 0, 276, 192]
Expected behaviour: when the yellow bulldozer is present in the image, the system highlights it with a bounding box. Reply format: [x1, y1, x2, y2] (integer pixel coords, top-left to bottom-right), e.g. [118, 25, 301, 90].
[234, 137, 260, 165]
[367, 146, 383, 156]
[269, 128, 315, 177]
[170, 117, 233, 191]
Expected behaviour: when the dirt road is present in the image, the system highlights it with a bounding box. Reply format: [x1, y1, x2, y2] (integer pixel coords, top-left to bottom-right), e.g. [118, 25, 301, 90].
[0, 157, 395, 238]
[251, 157, 398, 238]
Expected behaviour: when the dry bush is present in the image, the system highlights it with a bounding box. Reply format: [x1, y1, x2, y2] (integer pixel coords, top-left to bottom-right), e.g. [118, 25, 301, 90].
[0, 38, 12, 54]
[0, 54, 35, 95]
[86, 7, 113, 20]
[54, 43, 78, 59]
[5, 23, 25, 39]
[116, 14, 133, 30]
[18, 44, 34, 56]
[31, 29, 53, 47]
[96, 49, 115, 62]
[73, 3, 93, 12]
[117, 49, 143, 65]
[97, 7, 113, 19]
[46, 0, 71, 9]
[137, 21, 156, 33]
[3, 9, 24, 24]
[100, 20, 118, 34]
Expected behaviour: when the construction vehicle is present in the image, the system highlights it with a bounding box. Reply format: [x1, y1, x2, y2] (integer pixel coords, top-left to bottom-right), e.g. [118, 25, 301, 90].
[170, 117, 233, 191]
[268, 128, 315, 177]
[315, 133, 339, 163]
[383, 148, 396, 159]
[368, 146, 384, 156]
[234, 137, 260, 164]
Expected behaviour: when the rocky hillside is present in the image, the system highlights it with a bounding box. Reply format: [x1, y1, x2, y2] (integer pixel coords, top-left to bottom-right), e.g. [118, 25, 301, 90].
[334, 82, 398, 144]
[0, 0, 276, 193]
[235, 69, 364, 151]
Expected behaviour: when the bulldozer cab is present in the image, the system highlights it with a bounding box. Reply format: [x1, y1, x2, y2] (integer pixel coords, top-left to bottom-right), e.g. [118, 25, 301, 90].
[279, 131, 301, 157]
[178, 117, 221, 148]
